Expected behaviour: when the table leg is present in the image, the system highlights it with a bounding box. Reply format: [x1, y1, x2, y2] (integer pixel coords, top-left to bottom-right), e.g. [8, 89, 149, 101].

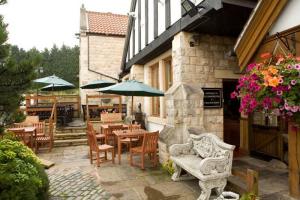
[118, 136, 121, 164]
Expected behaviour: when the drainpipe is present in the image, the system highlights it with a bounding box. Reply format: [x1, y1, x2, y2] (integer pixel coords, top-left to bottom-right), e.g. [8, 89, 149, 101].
[87, 35, 120, 81]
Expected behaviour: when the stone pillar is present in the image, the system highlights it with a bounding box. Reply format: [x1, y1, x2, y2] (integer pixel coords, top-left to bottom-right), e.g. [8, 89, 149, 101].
[158, 31, 238, 163]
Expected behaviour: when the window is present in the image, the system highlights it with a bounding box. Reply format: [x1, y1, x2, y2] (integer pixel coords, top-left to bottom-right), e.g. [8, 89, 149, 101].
[164, 58, 173, 90]
[151, 64, 160, 116]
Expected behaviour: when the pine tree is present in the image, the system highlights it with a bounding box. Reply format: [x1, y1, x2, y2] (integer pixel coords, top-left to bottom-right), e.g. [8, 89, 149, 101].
[0, 0, 40, 131]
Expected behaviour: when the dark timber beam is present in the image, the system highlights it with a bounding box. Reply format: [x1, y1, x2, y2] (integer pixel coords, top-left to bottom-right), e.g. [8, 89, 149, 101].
[125, 5, 214, 71]
[138, 0, 141, 51]
[165, 0, 171, 29]
[132, 18, 136, 56]
[119, 0, 137, 74]
[145, 0, 149, 45]
[154, 0, 158, 38]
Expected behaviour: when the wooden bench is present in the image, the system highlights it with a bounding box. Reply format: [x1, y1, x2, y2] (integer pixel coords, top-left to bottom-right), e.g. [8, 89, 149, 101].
[169, 133, 235, 200]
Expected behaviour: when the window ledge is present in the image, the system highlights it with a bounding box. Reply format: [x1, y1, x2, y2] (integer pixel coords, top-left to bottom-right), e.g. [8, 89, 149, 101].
[147, 116, 167, 125]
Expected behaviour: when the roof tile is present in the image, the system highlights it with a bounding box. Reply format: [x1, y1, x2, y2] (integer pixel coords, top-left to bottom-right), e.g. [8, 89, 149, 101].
[87, 11, 128, 36]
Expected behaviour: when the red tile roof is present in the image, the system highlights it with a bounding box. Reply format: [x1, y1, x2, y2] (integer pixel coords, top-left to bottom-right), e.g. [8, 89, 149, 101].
[87, 11, 128, 36]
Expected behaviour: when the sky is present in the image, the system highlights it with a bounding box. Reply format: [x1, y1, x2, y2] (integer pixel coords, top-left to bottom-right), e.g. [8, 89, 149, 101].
[0, 0, 131, 50]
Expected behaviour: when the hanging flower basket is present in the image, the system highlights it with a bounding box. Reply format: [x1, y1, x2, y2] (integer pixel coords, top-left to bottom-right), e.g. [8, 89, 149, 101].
[231, 53, 300, 124]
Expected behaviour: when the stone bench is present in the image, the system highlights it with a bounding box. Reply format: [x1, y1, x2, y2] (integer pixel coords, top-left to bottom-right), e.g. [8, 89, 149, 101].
[169, 133, 235, 200]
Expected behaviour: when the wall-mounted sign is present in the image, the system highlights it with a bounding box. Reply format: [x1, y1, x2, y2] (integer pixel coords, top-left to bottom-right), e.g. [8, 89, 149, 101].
[202, 88, 222, 108]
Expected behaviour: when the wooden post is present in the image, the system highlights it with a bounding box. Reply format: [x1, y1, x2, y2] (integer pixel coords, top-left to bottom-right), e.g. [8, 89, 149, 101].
[246, 169, 259, 196]
[288, 122, 300, 198]
[86, 94, 89, 123]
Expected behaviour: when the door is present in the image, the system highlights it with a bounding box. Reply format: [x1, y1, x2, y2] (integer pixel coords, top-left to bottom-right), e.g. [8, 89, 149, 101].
[223, 80, 240, 149]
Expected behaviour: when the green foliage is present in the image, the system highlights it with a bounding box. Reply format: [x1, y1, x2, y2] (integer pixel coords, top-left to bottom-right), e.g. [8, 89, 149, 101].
[0, 139, 49, 200]
[0, 1, 39, 129]
[1, 131, 19, 141]
[240, 192, 256, 200]
[162, 159, 175, 175]
[38, 44, 79, 87]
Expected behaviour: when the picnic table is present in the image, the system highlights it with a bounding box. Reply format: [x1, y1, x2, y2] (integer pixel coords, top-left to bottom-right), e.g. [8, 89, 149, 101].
[7, 127, 37, 150]
[113, 129, 147, 164]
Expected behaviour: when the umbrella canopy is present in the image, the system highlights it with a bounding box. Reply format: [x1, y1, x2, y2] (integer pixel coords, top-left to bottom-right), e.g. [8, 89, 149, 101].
[98, 80, 164, 123]
[97, 80, 164, 96]
[80, 80, 115, 89]
[34, 75, 74, 87]
[41, 84, 75, 91]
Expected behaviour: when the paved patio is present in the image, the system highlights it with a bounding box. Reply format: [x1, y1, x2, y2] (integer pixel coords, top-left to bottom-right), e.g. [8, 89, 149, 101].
[39, 145, 293, 200]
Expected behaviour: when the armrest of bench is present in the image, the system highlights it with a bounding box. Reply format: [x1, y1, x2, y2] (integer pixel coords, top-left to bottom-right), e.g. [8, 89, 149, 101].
[169, 140, 193, 157]
[199, 155, 232, 176]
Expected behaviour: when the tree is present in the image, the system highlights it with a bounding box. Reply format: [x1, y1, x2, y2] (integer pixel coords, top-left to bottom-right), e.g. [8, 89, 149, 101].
[0, 1, 40, 131]
[40, 45, 79, 86]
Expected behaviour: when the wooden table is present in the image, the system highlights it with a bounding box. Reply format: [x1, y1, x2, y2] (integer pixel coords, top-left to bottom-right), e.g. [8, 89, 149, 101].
[113, 129, 147, 164]
[100, 123, 129, 134]
[7, 127, 37, 149]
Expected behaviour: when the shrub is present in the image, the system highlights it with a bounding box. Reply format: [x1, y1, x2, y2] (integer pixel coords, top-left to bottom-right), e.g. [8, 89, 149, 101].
[0, 139, 49, 200]
[162, 159, 175, 175]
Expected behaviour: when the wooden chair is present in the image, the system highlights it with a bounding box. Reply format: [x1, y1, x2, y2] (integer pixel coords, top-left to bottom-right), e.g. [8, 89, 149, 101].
[101, 113, 122, 123]
[130, 131, 159, 170]
[87, 122, 105, 144]
[120, 124, 141, 152]
[107, 124, 123, 146]
[11, 128, 27, 144]
[36, 121, 54, 153]
[87, 128, 114, 167]
[32, 122, 46, 137]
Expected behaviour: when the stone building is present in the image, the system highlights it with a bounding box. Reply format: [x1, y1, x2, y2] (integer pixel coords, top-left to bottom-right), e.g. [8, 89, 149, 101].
[79, 5, 128, 104]
[119, 0, 257, 163]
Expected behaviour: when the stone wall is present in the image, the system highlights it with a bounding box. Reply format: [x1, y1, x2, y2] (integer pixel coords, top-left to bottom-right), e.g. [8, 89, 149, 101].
[159, 31, 239, 163]
[79, 34, 125, 104]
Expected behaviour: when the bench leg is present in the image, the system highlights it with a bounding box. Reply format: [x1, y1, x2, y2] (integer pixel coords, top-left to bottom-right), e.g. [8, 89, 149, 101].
[171, 163, 182, 181]
[171, 163, 194, 181]
[198, 181, 211, 200]
[198, 178, 227, 200]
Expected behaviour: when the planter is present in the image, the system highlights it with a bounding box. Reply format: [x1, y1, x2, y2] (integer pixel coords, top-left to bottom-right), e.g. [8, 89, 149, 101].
[288, 122, 300, 198]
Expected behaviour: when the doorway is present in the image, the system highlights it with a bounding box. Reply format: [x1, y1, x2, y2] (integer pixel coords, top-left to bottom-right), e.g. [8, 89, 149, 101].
[223, 80, 240, 150]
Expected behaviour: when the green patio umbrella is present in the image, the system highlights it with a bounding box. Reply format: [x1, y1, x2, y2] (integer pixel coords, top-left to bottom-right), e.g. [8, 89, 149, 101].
[80, 80, 115, 89]
[40, 84, 75, 91]
[34, 75, 75, 94]
[34, 75, 74, 86]
[98, 80, 164, 120]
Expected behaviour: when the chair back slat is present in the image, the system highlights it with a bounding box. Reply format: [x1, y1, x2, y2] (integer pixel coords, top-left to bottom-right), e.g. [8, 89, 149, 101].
[88, 128, 98, 152]
[142, 131, 159, 152]
[129, 124, 141, 130]
[33, 122, 45, 135]
[101, 113, 122, 123]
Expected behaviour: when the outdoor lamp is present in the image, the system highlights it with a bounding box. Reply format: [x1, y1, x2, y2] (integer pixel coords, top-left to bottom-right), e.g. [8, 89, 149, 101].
[181, 0, 198, 17]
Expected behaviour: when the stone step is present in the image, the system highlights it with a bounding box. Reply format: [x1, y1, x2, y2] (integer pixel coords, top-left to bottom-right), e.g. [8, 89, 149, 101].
[56, 126, 86, 133]
[54, 132, 86, 140]
[54, 138, 88, 147]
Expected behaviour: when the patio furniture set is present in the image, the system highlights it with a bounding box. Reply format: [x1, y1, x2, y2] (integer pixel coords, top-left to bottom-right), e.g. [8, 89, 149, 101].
[6, 116, 54, 153]
[86, 114, 159, 169]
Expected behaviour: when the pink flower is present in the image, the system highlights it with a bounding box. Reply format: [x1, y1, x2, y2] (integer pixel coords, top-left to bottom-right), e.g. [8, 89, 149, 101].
[291, 106, 299, 113]
[291, 80, 297, 85]
[287, 65, 293, 70]
[230, 91, 238, 99]
[276, 91, 283, 96]
[246, 63, 256, 72]
[295, 65, 300, 70]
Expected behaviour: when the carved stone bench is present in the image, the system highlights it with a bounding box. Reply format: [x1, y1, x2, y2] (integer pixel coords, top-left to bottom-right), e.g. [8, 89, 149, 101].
[169, 133, 235, 200]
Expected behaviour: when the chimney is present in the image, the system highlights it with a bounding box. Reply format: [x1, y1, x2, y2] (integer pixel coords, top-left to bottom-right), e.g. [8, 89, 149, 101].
[80, 4, 87, 32]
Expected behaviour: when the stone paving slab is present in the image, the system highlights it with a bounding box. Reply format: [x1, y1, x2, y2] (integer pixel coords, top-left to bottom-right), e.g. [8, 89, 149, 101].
[39, 146, 292, 200]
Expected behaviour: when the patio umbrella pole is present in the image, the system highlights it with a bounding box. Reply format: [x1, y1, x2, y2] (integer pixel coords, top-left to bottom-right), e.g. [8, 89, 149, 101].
[131, 96, 134, 127]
